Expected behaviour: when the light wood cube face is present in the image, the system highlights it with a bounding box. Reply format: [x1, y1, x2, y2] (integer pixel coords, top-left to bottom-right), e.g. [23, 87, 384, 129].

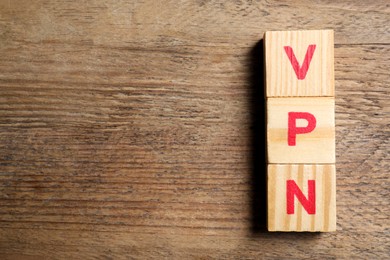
[265, 30, 334, 97]
[267, 164, 336, 232]
[267, 97, 335, 164]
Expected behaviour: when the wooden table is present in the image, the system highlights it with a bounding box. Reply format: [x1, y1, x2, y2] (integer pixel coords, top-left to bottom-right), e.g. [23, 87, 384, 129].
[0, 1, 389, 259]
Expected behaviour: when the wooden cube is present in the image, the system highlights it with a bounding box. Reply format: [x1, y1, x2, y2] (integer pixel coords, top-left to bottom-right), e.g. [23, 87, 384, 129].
[264, 30, 334, 97]
[267, 164, 336, 232]
[267, 97, 335, 164]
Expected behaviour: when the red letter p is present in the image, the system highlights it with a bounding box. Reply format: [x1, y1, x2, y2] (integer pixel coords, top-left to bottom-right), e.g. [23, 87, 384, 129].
[288, 112, 317, 146]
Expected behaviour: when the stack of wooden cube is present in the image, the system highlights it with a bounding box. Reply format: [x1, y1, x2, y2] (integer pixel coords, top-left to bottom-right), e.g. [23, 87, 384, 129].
[265, 30, 336, 232]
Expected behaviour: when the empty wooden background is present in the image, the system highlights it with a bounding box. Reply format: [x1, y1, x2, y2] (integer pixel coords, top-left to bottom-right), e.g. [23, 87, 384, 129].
[0, 1, 389, 259]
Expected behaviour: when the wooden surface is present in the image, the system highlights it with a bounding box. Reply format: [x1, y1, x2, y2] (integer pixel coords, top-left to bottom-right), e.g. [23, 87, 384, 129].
[0, 0, 389, 259]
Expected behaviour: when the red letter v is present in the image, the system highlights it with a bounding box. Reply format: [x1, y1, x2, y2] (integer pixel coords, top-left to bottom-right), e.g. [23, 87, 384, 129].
[284, 44, 316, 80]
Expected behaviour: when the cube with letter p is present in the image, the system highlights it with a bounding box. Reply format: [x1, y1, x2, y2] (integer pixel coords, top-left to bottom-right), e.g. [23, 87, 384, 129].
[267, 97, 335, 164]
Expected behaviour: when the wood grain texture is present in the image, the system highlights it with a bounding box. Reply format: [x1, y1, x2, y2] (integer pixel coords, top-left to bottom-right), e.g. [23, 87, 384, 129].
[267, 164, 336, 232]
[267, 97, 335, 163]
[265, 30, 334, 97]
[0, 0, 389, 259]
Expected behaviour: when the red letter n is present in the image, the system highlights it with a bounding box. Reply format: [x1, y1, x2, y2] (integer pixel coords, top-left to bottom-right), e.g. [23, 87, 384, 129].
[284, 44, 316, 80]
[288, 112, 316, 146]
[287, 180, 316, 215]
